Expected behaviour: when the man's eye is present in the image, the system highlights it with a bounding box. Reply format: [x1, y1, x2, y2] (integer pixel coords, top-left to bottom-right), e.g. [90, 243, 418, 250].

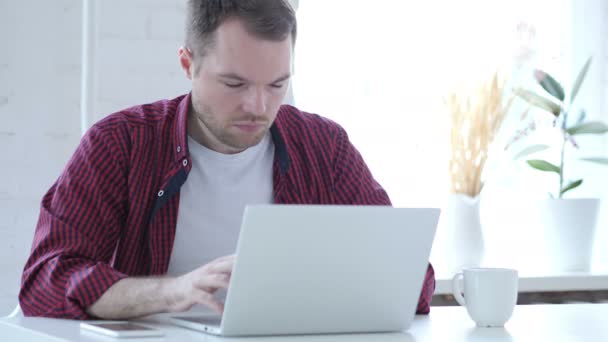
[225, 83, 244, 88]
[270, 83, 284, 89]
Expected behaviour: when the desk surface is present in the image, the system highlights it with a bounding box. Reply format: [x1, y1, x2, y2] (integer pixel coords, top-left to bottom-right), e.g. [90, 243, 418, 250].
[2, 303, 607, 341]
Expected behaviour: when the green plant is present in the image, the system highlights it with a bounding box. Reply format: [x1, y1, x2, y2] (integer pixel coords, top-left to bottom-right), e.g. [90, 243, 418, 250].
[511, 57, 608, 198]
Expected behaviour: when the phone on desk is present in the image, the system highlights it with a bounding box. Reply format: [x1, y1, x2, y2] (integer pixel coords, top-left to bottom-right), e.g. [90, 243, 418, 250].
[80, 321, 164, 338]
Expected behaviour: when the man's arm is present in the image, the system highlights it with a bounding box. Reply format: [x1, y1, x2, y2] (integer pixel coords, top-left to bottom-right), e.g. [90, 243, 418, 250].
[331, 126, 435, 314]
[415, 263, 435, 314]
[19, 122, 130, 319]
[86, 255, 234, 319]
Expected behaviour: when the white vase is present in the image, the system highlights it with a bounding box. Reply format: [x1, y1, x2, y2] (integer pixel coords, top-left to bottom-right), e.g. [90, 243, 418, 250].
[437, 194, 485, 275]
[539, 198, 600, 272]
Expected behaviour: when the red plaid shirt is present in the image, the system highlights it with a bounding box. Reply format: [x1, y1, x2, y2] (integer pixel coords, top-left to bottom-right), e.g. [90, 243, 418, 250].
[20, 94, 435, 319]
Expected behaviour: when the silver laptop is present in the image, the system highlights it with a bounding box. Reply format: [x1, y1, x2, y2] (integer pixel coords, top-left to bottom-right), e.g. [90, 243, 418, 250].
[170, 205, 439, 336]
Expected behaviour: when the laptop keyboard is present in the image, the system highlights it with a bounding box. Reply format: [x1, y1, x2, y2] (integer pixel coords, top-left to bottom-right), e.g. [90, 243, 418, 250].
[178, 316, 222, 326]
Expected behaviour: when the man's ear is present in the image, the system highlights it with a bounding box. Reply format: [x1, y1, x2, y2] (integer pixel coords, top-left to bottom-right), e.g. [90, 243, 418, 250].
[178, 47, 194, 80]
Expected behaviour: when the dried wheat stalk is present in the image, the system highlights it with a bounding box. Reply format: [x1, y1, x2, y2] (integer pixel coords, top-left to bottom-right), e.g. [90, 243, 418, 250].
[446, 73, 513, 196]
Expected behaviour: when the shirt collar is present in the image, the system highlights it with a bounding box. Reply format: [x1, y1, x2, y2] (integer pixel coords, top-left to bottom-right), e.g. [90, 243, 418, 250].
[173, 93, 190, 163]
[173, 94, 291, 174]
[270, 120, 291, 175]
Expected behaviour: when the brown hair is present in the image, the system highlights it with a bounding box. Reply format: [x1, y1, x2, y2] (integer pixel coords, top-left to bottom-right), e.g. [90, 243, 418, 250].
[185, 0, 297, 62]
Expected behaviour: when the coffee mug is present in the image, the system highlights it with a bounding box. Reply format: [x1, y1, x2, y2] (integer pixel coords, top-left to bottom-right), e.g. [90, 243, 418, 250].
[452, 268, 518, 327]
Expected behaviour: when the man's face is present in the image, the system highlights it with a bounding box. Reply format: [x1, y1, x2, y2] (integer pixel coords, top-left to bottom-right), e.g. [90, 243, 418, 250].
[181, 19, 293, 154]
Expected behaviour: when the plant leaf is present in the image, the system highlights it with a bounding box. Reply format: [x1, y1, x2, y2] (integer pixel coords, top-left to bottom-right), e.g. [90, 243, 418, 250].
[560, 179, 583, 196]
[514, 88, 561, 116]
[514, 144, 551, 160]
[580, 157, 608, 165]
[571, 57, 592, 104]
[566, 121, 608, 135]
[576, 109, 587, 125]
[527, 159, 561, 174]
[535, 70, 565, 101]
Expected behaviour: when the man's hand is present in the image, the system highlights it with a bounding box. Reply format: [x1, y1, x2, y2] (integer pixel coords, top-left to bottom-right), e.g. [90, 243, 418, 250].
[86, 255, 235, 319]
[165, 255, 235, 314]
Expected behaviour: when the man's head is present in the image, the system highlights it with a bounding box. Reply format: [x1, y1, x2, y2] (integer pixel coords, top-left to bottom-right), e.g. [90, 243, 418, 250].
[179, 0, 297, 154]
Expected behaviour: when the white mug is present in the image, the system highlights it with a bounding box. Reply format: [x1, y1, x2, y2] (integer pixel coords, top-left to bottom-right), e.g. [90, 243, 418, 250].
[452, 268, 518, 327]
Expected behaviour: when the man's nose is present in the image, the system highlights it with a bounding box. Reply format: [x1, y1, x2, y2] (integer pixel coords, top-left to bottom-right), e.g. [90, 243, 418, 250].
[242, 87, 267, 115]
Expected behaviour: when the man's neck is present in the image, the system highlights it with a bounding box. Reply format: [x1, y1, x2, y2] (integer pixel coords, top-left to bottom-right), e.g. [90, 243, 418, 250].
[186, 104, 247, 155]
[186, 106, 208, 148]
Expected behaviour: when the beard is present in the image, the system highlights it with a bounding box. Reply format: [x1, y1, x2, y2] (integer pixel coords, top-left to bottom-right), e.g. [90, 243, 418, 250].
[190, 98, 271, 153]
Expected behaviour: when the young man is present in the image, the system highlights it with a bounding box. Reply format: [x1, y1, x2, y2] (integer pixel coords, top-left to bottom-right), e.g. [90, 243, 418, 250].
[20, 0, 435, 319]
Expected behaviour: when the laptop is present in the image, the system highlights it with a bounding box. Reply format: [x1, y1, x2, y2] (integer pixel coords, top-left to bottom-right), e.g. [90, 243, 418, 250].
[170, 205, 439, 336]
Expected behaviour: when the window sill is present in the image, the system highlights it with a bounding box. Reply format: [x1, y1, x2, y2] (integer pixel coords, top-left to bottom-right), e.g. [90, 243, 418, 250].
[435, 273, 608, 295]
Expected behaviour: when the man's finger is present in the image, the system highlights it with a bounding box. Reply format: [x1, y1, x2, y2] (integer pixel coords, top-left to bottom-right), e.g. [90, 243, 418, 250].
[211, 254, 236, 263]
[193, 291, 225, 315]
[207, 259, 235, 274]
[194, 273, 231, 291]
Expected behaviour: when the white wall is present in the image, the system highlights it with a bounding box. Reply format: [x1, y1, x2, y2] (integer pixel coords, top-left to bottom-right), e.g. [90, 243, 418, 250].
[570, 0, 608, 271]
[597, 0, 608, 269]
[600, 0, 607, 269]
[90, 0, 190, 120]
[0, 0, 82, 315]
[603, 0, 608, 140]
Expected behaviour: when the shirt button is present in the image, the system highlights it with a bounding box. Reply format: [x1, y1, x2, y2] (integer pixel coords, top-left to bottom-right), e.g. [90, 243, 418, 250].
[177, 146, 181, 153]
[157, 190, 164, 197]
[182, 159, 188, 167]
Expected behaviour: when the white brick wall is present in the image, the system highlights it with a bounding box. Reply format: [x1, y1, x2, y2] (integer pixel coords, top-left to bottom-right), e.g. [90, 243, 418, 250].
[0, 0, 82, 315]
[93, 0, 190, 119]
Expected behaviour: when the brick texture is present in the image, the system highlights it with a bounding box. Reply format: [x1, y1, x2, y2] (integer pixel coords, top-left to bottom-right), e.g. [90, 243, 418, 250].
[0, 0, 82, 316]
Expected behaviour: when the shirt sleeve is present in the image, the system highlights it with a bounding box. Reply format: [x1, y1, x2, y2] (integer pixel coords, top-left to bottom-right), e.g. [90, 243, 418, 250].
[19, 123, 129, 319]
[415, 263, 436, 314]
[331, 126, 391, 205]
[332, 126, 435, 314]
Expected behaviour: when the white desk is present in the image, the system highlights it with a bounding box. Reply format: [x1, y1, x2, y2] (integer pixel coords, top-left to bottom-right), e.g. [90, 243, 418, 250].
[2, 304, 607, 341]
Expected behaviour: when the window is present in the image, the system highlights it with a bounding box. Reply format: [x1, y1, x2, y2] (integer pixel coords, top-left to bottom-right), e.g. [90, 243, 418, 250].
[293, 0, 568, 206]
[292, 0, 578, 274]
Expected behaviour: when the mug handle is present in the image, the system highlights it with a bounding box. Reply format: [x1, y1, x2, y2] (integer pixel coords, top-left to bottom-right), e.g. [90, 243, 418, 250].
[452, 272, 466, 307]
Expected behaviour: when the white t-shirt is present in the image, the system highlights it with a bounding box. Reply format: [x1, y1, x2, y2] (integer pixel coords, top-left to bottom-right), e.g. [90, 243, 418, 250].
[166, 133, 274, 277]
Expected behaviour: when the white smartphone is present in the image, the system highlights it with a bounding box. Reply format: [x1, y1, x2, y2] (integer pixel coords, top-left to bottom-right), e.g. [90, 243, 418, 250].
[80, 321, 164, 338]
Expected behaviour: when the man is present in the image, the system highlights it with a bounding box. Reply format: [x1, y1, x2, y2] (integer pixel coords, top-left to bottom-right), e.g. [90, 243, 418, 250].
[20, 0, 435, 319]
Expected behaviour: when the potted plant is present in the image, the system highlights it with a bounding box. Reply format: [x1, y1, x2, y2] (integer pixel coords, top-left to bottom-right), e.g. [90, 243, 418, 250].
[509, 57, 607, 271]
